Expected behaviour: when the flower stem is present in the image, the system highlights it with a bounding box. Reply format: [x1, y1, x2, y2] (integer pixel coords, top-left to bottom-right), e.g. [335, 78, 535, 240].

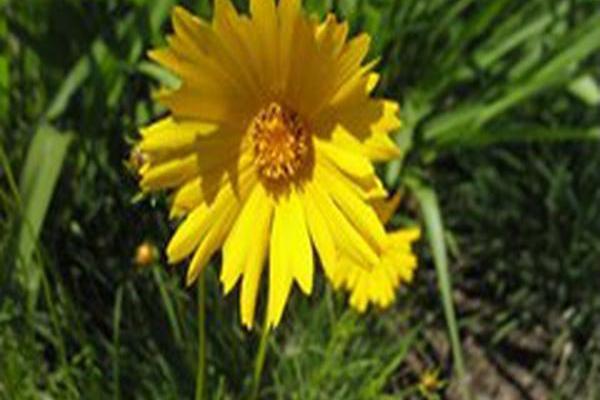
[250, 316, 270, 400]
[195, 273, 206, 400]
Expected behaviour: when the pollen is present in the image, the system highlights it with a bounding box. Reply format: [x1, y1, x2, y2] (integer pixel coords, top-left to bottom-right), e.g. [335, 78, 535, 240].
[250, 103, 310, 182]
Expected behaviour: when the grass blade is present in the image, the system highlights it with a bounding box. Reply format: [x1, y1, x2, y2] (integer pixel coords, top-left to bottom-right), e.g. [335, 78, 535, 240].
[44, 53, 91, 121]
[112, 285, 124, 400]
[408, 177, 471, 399]
[17, 124, 72, 310]
[0, 0, 8, 124]
[438, 124, 600, 148]
[44, 39, 111, 121]
[137, 61, 181, 89]
[152, 267, 184, 345]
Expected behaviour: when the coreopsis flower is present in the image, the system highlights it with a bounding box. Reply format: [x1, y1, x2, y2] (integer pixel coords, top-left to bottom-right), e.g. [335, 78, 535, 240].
[137, 0, 403, 328]
[328, 194, 420, 312]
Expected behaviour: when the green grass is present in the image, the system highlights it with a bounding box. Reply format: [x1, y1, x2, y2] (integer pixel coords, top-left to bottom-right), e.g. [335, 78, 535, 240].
[1, 0, 600, 398]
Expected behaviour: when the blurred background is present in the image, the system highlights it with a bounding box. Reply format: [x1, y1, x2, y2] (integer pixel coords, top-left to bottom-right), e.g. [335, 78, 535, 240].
[1, 0, 600, 399]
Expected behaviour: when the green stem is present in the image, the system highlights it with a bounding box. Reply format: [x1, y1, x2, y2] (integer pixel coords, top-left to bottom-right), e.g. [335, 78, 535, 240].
[250, 315, 270, 400]
[195, 273, 206, 400]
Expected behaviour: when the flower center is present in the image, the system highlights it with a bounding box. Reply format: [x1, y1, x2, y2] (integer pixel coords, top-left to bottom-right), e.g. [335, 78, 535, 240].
[250, 103, 310, 182]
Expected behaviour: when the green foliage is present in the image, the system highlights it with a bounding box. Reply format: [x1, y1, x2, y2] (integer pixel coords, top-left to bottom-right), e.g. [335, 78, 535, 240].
[1, 0, 599, 399]
[437, 144, 600, 398]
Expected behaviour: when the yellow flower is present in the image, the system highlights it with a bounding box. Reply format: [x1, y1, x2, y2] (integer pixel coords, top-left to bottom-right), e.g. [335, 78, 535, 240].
[418, 369, 444, 396]
[137, 0, 402, 329]
[328, 194, 420, 312]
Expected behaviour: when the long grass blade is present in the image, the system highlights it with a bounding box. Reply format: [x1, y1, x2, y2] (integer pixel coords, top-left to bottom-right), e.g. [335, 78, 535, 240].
[0, 3, 8, 124]
[438, 124, 600, 148]
[112, 285, 124, 400]
[408, 177, 471, 399]
[17, 124, 72, 310]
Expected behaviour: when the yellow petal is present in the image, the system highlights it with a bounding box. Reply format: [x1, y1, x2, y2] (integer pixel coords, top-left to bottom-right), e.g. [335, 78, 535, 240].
[301, 183, 338, 282]
[315, 138, 374, 180]
[277, 0, 302, 96]
[184, 172, 257, 285]
[166, 203, 210, 263]
[140, 153, 199, 190]
[155, 83, 249, 125]
[169, 148, 253, 216]
[171, 5, 252, 94]
[250, 0, 278, 89]
[212, 0, 267, 98]
[139, 116, 217, 154]
[154, 6, 259, 124]
[287, 190, 314, 295]
[387, 227, 421, 244]
[366, 72, 380, 93]
[341, 226, 420, 312]
[267, 200, 293, 328]
[185, 207, 237, 285]
[307, 19, 371, 118]
[140, 132, 247, 192]
[166, 164, 255, 264]
[148, 47, 236, 99]
[320, 243, 351, 290]
[334, 34, 371, 95]
[362, 132, 401, 161]
[169, 178, 211, 218]
[284, 13, 320, 116]
[313, 65, 402, 162]
[309, 177, 379, 268]
[373, 100, 402, 132]
[372, 191, 403, 225]
[323, 121, 399, 162]
[266, 189, 314, 327]
[239, 208, 272, 328]
[317, 163, 387, 252]
[316, 14, 348, 59]
[315, 144, 387, 202]
[349, 277, 369, 313]
[221, 184, 273, 328]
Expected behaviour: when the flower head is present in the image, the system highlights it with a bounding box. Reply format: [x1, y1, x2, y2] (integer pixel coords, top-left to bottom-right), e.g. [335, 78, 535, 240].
[137, 0, 402, 328]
